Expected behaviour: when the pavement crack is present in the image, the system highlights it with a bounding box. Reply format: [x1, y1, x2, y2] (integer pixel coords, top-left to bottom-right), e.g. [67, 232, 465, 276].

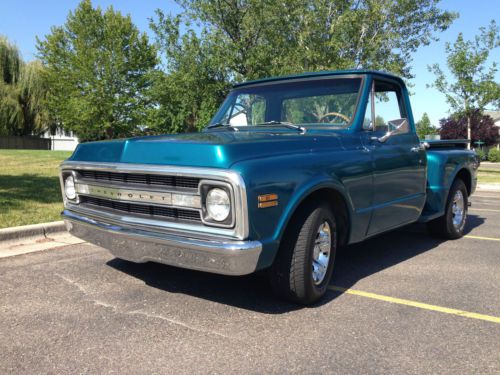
[127, 309, 233, 339]
[56, 273, 90, 294]
[55, 273, 234, 340]
[55, 273, 120, 313]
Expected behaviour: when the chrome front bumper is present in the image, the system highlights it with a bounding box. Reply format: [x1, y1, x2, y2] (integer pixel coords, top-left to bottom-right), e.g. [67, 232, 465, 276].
[62, 210, 262, 276]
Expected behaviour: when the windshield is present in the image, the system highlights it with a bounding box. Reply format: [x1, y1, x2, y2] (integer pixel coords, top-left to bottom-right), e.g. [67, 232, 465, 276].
[210, 77, 362, 129]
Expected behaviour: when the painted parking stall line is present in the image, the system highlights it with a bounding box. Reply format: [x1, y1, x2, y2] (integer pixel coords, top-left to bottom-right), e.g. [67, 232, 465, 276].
[328, 286, 500, 324]
[464, 235, 500, 242]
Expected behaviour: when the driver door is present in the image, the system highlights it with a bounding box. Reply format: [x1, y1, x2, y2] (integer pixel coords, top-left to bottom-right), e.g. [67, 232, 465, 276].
[364, 80, 426, 235]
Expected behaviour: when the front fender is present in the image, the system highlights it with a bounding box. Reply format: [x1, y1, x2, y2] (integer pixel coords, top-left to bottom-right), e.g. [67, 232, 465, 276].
[232, 156, 359, 269]
[273, 175, 351, 243]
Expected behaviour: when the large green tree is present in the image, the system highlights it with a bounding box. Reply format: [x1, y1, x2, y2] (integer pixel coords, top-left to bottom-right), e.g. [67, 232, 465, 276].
[148, 16, 231, 133]
[150, 0, 456, 132]
[0, 37, 50, 136]
[37, 0, 157, 141]
[428, 20, 500, 149]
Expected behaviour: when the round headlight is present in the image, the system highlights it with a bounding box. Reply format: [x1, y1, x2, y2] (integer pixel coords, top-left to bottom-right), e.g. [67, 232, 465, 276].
[64, 175, 76, 200]
[206, 188, 230, 222]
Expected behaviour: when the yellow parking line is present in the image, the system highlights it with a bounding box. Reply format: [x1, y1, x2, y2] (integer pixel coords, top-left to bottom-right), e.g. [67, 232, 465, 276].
[328, 286, 500, 324]
[469, 208, 500, 212]
[464, 235, 500, 241]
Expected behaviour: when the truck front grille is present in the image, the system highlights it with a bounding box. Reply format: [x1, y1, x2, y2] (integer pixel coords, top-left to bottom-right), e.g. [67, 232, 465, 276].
[81, 196, 202, 222]
[77, 170, 200, 189]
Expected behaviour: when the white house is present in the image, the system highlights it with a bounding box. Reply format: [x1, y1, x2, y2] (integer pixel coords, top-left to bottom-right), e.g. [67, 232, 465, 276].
[484, 111, 500, 127]
[41, 128, 79, 151]
[484, 111, 500, 150]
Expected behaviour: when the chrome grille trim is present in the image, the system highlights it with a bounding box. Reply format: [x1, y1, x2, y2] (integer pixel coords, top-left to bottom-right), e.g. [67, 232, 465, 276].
[80, 196, 202, 223]
[78, 170, 200, 189]
[60, 161, 249, 240]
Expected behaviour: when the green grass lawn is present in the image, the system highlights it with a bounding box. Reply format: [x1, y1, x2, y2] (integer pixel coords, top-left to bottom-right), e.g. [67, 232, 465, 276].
[0, 150, 72, 228]
[477, 168, 500, 184]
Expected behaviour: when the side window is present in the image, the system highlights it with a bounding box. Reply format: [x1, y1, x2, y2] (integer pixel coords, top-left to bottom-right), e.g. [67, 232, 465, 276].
[373, 81, 407, 133]
[226, 94, 266, 126]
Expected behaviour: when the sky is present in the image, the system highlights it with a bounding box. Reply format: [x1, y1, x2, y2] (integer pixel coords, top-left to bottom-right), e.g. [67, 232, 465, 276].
[0, 0, 499, 127]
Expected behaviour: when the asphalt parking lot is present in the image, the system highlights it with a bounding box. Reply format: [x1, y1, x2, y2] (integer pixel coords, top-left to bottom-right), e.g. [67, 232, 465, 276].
[1, 191, 499, 374]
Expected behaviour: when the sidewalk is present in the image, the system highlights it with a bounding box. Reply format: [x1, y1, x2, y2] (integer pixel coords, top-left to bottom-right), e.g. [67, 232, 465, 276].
[0, 222, 84, 258]
[0, 232, 85, 258]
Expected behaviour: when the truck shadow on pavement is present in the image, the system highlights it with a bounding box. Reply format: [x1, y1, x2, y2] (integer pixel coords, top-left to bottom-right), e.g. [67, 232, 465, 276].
[107, 214, 485, 314]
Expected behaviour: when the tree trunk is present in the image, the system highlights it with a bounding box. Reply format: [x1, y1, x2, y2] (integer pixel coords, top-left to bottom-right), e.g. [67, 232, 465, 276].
[467, 115, 471, 150]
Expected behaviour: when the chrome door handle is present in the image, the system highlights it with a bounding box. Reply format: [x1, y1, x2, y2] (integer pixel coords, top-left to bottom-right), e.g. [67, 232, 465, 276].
[410, 146, 421, 152]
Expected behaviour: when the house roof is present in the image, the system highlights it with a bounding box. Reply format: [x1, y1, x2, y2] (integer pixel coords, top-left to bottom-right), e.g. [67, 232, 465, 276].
[233, 69, 405, 88]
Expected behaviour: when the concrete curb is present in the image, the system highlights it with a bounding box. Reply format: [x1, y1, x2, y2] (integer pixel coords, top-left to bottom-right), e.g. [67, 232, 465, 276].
[0, 221, 66, 242]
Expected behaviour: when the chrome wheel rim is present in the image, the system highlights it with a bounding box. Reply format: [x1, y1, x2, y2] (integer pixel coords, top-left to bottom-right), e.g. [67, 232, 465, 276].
[452, 190, 466, 231]
[312, 221, 331, 285]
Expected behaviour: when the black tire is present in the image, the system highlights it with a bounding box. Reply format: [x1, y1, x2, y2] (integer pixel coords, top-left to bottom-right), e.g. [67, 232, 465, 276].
[427, 179, 468, 239]
[269, 201, 337, 305]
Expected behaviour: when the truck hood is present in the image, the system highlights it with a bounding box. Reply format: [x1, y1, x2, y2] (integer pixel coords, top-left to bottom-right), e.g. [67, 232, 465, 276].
[68, 130, 343, 169]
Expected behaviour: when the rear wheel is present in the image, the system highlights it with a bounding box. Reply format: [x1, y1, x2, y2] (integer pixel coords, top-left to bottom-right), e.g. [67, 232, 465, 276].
[269, 202, 337, 305]
[428, 179, 468, 239]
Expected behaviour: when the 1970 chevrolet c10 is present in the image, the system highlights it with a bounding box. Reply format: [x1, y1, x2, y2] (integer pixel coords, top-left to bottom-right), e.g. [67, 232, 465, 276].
[60, 70, 479, 304]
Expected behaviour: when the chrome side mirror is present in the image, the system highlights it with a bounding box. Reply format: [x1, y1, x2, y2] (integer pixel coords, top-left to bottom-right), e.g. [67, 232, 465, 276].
[371, 118, 409, 143]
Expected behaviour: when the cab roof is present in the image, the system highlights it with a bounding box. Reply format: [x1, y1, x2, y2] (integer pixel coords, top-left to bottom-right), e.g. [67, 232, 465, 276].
[233, 69, 405, 88]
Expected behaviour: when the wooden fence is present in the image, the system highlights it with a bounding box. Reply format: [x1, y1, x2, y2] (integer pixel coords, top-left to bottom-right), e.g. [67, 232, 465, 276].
[0, 136, 51, 150]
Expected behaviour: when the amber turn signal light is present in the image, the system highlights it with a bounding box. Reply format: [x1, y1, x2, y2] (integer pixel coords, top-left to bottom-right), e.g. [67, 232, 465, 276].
[258, 194, 278, 202]
[258, 194, 278, 208]
[258, 200, 278, 208]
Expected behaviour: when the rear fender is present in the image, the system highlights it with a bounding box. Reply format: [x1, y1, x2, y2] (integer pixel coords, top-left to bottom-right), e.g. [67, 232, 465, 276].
[423, 151, 475, 219]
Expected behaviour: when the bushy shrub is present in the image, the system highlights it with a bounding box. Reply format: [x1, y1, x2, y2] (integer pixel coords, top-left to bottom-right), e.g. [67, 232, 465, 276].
[488, 148, 500, 162]
[440, 111, 499, 146]
[475, 149, 486, 161]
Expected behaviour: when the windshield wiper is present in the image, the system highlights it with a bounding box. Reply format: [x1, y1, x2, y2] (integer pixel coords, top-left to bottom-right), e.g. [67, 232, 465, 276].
[257, 121, 306, 133]
[207, 120, 306, 133]
[205, 122, 238, 131]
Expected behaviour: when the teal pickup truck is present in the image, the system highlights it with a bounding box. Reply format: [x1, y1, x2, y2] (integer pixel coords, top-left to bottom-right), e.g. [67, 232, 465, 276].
[60, 70, 479, 304]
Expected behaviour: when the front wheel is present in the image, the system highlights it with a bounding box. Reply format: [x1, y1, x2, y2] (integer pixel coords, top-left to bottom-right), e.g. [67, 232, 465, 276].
[428, 179, 468, 239]
[269, 202, 337, 305]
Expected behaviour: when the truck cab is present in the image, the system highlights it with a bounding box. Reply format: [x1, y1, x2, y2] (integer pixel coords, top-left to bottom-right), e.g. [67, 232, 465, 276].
[60, 70, 479, 304]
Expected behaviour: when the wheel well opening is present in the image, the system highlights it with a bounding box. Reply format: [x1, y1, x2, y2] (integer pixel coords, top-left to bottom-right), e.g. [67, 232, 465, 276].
[294, 188, 350, 247]
[455, 169, 472, 195]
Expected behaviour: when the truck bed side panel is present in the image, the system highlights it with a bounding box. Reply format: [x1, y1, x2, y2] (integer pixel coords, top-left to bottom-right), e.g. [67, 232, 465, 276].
[420, 149, 477, 221]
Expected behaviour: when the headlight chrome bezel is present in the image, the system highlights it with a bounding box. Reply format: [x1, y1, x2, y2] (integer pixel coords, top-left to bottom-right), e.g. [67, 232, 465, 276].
[200, 180, 235, 228]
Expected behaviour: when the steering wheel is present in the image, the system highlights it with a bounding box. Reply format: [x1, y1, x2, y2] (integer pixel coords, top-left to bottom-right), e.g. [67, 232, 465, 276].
[318, 112, 351, 123]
